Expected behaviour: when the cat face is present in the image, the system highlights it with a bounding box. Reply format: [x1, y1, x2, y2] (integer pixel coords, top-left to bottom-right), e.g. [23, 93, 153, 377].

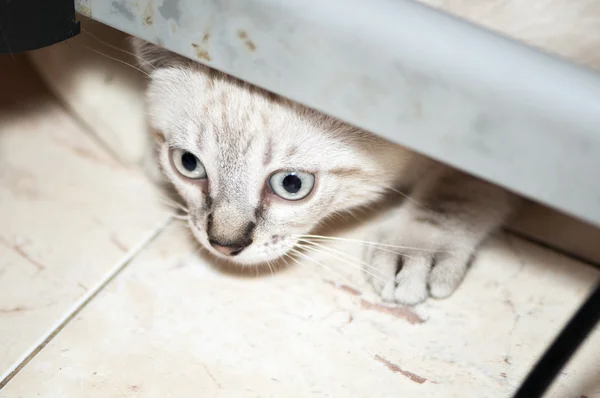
[135, 41, 393, 265]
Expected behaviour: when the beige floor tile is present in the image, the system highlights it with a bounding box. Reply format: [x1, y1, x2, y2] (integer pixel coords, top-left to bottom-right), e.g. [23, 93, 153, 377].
[2, 220, 597, 397]
[0, 56, 170, 380]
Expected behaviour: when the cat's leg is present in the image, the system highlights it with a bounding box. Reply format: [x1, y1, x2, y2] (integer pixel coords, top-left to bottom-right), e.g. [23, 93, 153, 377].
[364, 167, 520, 305]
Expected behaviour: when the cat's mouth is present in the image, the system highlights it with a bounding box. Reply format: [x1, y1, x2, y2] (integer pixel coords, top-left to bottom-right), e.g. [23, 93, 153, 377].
[205, 241, 297, 266]
[188, 224, 298, 266]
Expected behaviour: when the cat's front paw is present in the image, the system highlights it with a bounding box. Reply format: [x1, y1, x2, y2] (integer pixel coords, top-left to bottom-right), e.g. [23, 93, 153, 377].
[363, 223, 474, 305]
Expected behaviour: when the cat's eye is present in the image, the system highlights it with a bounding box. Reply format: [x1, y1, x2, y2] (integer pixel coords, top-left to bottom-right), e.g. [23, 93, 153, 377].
[171, 148, 207, 179]
[268, 171, 315, 201]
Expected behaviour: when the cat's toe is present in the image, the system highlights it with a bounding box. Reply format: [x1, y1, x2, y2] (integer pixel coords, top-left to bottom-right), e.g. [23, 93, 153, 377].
[364, 236, 473, 305]
[393, 254, 430, 305]
[365, 249, 399, 302]
[365, 247, 430, 305]
[428, 252, 471, 299]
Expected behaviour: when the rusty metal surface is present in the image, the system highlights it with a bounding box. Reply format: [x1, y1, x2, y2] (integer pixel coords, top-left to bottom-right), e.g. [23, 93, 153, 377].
[76, 0, 600, 227]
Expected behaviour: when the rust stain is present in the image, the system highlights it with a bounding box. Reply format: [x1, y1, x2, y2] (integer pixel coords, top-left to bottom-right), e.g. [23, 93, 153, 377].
[78, 5, 92, 17]
[203, 364, 222, 389]
[374, 355, 427, 384]
[202, 32, 211, 43]
[504, 357, 512, 365]
[0, 306, 30, 314]
[339, 285, 360, 295]
[237, 30, 256, 51]
[245, 40, 256, 51]
[324, 280, 361, 296]
[0, 235, 45, 271]
[360, 299, 424, 324]
[13, 243, 45, 270]
[110, 233, 128, 252]
[192, 43, 212, 61]
[143, 0, 154, 25]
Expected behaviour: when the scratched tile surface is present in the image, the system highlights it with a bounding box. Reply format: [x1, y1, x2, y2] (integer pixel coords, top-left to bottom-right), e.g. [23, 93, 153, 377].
[0, 56, 169, 379]
[2, 220, 598, 397]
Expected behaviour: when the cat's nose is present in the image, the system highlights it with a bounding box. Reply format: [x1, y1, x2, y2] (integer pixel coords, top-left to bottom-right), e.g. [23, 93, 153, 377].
[209, 239, 251, 256]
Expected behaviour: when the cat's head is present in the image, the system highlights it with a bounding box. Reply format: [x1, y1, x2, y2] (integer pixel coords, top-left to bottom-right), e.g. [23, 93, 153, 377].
[133, 40, 395, 265]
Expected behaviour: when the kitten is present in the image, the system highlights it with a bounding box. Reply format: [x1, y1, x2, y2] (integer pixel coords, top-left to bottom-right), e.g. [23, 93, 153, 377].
[132, 35, 521, 305]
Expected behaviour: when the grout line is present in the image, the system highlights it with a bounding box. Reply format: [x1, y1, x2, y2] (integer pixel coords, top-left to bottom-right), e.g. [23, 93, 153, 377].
[0, 216, 173, 390]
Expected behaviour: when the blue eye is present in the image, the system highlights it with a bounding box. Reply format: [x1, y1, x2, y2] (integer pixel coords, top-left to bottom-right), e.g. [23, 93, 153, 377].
[172, 148, 207, 179]
[269, 171, 315, 200]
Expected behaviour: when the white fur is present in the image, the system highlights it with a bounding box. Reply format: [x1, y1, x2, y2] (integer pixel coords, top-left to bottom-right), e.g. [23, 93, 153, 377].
[143, 66, 412, 265]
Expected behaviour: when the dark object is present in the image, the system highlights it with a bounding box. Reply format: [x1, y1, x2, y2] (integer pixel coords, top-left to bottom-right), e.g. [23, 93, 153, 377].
[0, 0, 80, 54]
[513, 281, 600, 398]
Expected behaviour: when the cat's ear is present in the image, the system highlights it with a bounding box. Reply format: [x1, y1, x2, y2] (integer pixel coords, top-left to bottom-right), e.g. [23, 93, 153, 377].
[130, 38, 194, 73]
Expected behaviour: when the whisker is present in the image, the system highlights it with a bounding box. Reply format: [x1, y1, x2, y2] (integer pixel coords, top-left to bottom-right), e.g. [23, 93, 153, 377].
[283, 250, 306, 269]
[266, 248, 281, 274]
[294, 234, 453, 254]
[297, 239, 393, 274]
[157, 195, 189, 213]
[266, 260, 274, 276]
[280, 252, 294, 269]
[158, 199, 184, 212]
[289, 248, 355, 287]
[84, 46, 151, 77]
[316, 210, 349, 229]
[169, 213, 189, 221]
[80, 28, 156, 70]
[296, 242, 387, 284]
[383, 185, 433, 212]
[299, 237, 422, 261]
[301, 237, 434, 261]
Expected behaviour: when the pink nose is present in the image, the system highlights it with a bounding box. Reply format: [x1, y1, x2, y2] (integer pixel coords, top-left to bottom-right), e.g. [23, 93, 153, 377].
[209, 240, 250, 256]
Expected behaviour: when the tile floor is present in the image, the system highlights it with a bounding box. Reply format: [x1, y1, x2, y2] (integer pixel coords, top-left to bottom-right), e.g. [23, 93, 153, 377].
[0, 54, 599, 398]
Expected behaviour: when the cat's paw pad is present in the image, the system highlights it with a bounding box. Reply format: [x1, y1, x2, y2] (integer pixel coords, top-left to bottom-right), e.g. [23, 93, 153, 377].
[364, 243, 472, 305]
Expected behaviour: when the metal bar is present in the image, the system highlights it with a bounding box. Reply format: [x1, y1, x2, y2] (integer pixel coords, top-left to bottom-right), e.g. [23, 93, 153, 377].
[513, 281, 600, 398]
[76, 0, 600, 227]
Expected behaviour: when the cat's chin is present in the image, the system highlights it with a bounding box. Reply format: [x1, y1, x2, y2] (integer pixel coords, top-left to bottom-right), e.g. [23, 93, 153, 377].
[204, 248, 290, 267]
